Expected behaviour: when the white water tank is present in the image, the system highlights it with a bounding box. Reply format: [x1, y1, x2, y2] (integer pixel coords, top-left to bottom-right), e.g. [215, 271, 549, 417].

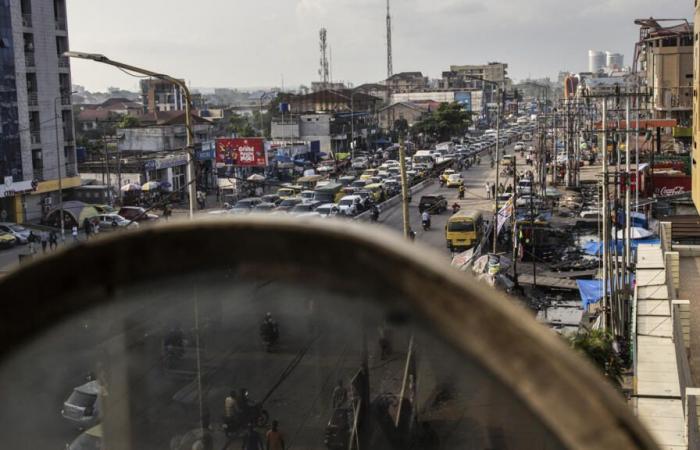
[588, 50, 605, 73]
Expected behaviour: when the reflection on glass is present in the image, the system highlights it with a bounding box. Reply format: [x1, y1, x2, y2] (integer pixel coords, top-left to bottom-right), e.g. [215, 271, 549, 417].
[0, 270, 564, 449]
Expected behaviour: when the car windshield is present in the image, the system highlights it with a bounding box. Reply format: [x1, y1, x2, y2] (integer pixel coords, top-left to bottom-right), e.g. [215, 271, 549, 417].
[448, 221, 475, 232]
[280, 199, 299, 206]
[66, 390, 97, 408]
[339, 199, 353, 206]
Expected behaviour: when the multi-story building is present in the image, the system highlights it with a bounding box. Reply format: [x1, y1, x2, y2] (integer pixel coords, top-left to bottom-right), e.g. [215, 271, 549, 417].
[636, 18, 693, 124]
[385, 72, 428, 93]
[282, 89, 382, 115]
[0, 0, 79, 222]
[444, 62, 509, 90]
[140, 78, 186, 114]
[692, 7, 700, 212]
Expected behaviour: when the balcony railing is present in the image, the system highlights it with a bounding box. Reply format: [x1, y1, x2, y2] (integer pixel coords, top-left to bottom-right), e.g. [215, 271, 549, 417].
[58, 57, 69, 68]
[55, 19, 66, 31]
[22, 14, 32, 27]
[30, 131, 41, 145]
[25, 52, 35, 67]
[27, 92, 38, 107]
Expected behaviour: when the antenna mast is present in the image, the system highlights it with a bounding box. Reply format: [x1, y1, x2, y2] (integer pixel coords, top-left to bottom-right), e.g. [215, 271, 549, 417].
[319, 28, 330, 87]
[386, 0, 393, 78]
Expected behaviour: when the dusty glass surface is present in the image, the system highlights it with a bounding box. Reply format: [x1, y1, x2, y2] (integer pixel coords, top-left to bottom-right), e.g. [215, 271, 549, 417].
[0, 269, 565, 450]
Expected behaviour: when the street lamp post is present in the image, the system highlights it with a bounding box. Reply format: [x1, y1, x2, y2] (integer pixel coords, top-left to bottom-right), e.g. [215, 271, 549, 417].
[63, 51, 196, 219]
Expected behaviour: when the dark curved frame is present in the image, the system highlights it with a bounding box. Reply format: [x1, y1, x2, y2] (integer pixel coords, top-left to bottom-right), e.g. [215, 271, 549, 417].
[0, 217, 658, 449]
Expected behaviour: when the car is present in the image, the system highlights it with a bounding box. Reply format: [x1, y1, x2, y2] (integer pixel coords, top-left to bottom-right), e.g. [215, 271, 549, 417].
[96, 213, 138, 229]
[252, 202, 278, 213]
[230, 197, 263, 214]
[275, 198, 303, 212]
[440, 169, 457, 183]
[290, 201, 322, 215]
[300, 190, 316, 203]
[261, 194, 282, 205]
[514, 142, 525, 152]
[351, 157, 369, 170]
[0, 231, 16, 249]
[351, 180, 368, 190]
[0, 222, 31, 244]
[446, 174, 464, 188]
[418, 195, 447, 214]
[337, 195, 363, 216]
[67, 425, 102, 450]
[61, 380, 103, 429]
[517, 179, 533, 195]
[118, 206, 159, 222]
[315, 203, 340, 218]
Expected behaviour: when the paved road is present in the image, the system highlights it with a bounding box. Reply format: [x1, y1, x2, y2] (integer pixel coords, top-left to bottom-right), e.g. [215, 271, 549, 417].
[378, 144, 516, 257]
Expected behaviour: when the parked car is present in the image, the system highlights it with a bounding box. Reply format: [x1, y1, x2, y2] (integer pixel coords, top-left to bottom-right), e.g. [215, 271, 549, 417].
[0, 222, 30, 244]
[96, 213, 139, 229]
[0, 231, 17, 249]
[118, 206, 159, 222]
[61, 380, 103, 429]
[418, 195, 447, 214]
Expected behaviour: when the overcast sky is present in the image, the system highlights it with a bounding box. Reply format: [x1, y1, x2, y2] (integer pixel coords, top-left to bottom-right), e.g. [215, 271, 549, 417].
[66, 0, 693, 92]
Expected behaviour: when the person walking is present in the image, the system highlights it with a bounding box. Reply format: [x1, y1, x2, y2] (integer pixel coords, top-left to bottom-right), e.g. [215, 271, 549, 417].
[266, 420, 285, 450]
[242, 423, 263, 450]
[40, 231, 48, 253]
[71, 225, 78, 242]
[49, 230, 58, 250]
[83, 218, 92, 240]
[490, 183, 496, 199]
[331, 380, 348, 409]
[485, 182, 491, 199]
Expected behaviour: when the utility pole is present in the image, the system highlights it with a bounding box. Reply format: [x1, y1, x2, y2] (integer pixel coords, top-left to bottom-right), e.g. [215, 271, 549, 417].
[492, 89, 501, 254]
[512, 156, 518, 289]
[601, 98, 609, 331]
[398, 134, 411, 238]
[624, 96, 631, 309]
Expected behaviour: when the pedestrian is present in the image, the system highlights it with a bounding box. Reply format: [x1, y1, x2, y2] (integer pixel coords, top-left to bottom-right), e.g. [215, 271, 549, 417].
[242, 423, 263, 450]
[491, 183, 496, 199]
[266, 420, 285, 450]
[49, 230, 58, 250]
[40, 231, 48, 253]
[93, 220, 100, 236]
[331, 380, 348, 409]
[83, 218, 91, 240]
[27, 231, 36, 254]
[485, 182, 491, 199]
[71, 225, 78, 242]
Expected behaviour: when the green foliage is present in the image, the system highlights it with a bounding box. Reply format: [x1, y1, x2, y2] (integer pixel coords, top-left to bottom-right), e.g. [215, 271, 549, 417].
[227, 112, 259, 137]
[412, 102, 472, 141]
[117, 115, 140, 129]
[569, 330, 624, 388]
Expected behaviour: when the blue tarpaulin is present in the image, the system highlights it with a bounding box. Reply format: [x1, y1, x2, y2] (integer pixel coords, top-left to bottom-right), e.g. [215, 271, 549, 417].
[617, 211, 648, 228]
[582, 238, 660, 256]
[577, 275, 635, 309]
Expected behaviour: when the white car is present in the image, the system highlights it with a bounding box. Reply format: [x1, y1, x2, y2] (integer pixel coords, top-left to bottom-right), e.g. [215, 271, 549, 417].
[316, 203, 340, 218]
[351, 157, 369, 170]
[300, 190, 316, 203]
[0, 222, 31, 244]
[62, 380, 103, 429]
[514, 142, 525, 151]
[96, 213, 139, 229]
[337, 195, 362, 216]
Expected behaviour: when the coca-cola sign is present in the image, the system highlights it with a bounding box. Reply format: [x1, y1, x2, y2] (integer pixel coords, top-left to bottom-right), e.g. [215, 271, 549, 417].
[216, 138, 267, 167]
[657, 185, 687, 197]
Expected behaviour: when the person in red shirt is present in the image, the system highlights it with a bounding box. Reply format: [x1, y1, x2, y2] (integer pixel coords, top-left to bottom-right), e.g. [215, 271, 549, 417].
[266, 420, 285, 450]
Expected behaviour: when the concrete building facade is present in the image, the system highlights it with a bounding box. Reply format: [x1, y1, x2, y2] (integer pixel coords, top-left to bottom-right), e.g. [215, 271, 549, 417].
[0, 0, 79, 223]
[140, 78, 185, 114]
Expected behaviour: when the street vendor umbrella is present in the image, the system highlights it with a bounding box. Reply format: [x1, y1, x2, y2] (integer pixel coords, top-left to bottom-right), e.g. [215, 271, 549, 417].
[247, 174, 265, 182]
[141, 181, 160, 191]
[615, 227, 654, 240]
[120, 183, 141, 192]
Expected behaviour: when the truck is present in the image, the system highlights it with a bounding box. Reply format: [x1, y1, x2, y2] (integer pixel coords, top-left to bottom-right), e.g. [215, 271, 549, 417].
[413, 150, 436, 170]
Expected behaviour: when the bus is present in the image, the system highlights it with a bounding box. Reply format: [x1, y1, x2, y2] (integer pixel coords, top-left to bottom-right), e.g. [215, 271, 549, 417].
[413, 150, 436, 170]
[445, 210, 484, 251]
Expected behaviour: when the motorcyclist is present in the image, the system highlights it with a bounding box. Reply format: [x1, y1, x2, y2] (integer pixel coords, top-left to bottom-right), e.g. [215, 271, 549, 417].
[476, 156, 481, 165]
[421, 210, 431, 230]
[370, 204, 380, 222]
[458, 185, 465, 200]
[408, 229, 416, 241]
[452, 203, 461, 214]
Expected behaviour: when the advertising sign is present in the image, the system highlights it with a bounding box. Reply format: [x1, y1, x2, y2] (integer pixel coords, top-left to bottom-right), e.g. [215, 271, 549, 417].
[216, 138, 267, 167]
[455, 91, 472, 112]
[652, 174, 691, 198]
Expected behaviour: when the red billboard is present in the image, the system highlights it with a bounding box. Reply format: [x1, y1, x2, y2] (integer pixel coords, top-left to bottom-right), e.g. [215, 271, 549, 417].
[216, 138, 267, 167]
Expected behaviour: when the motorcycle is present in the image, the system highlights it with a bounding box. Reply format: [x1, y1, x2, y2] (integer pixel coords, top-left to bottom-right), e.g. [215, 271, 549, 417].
[422, 219, 431, 231]
[223, 402, 270, 436]
[452, 203, 461, 214]
[458, 189, 465, 200]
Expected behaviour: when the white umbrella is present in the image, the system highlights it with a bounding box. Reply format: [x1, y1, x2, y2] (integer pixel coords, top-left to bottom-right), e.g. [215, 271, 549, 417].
[141, 181, 160, 191]
[120, 183, 141, 192]
[615, 227, 654, 240]
[247, 174, 265, 182]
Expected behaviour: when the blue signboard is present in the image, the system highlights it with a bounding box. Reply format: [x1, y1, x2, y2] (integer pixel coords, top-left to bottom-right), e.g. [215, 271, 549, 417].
[455, 91, 472, 111]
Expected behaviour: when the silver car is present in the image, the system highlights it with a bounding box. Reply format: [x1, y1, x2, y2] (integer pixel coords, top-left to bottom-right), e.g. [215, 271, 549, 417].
[61, 380, 102, 429]
[0, 222, 30, 244]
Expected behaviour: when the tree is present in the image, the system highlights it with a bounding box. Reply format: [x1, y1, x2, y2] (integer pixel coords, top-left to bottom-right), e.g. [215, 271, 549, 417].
[226, 112, 259, 137]
[411, 102, 472, 141]
[117, 115, 140, 129]
[569, 330, 624, 389]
